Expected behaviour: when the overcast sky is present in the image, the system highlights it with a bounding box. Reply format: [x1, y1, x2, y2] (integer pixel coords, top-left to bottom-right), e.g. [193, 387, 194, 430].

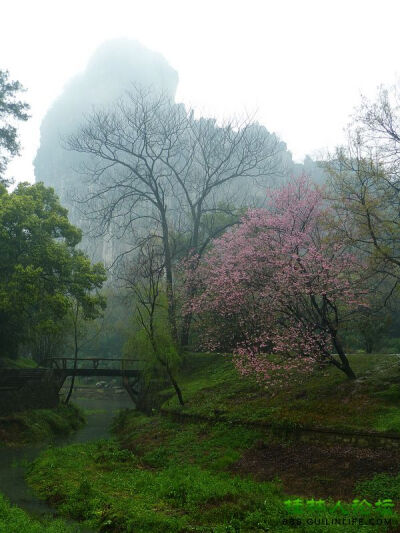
[3, 0, 400, 184]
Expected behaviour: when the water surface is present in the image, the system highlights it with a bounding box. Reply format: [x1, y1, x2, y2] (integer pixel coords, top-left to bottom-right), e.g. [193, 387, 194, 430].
[0, 388, 134, 524]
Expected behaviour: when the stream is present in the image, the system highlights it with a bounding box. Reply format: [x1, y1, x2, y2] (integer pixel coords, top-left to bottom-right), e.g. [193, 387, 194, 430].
[0, 387, 134, 528]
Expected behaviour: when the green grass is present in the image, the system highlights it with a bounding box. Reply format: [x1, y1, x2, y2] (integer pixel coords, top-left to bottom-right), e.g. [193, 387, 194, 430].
[0, 404, 85, 446]
[113, 409, 265, 471]
[24, 353, 400, 531]
[27, 439, 283, 532]
[160, 352, 400, 434]
[0, 492, 81, 532]
[27, 433, 394, 532]
[0, 357, 38, 368]
[356, 472, 400, 502]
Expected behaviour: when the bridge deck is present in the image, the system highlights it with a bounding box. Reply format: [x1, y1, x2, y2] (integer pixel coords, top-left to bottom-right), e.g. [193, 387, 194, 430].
[1, 360, 142, 393]
[53, 369, 141, 377]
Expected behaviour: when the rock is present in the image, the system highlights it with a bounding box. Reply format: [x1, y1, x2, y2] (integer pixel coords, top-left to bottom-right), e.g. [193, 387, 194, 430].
[354, 377, 367, 383]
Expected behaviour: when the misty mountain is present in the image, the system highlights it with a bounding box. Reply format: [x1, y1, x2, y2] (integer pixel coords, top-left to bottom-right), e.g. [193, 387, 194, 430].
[34, 38, 324, 266]
[35, 39, 178, 193]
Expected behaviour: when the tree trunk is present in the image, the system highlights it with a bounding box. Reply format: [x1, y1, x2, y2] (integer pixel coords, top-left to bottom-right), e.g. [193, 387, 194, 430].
[166, 364, 185, 406]
[65, 306, 79, 404]
[180, 215, 200, 347]
[161, 218, 178, 345]
[64, 351, 78, 404]
[180, 314, 192, 347]
[332, 336, 356, 380]
[150, 319, 184, 407]
[365, 339, 373, 354]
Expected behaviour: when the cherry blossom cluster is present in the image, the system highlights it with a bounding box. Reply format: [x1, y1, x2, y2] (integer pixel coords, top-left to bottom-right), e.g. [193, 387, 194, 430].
[185, 176, 367, 384]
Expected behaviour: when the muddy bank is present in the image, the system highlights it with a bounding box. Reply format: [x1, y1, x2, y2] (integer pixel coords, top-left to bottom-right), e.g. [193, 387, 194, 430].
[231, 440, 400, 500]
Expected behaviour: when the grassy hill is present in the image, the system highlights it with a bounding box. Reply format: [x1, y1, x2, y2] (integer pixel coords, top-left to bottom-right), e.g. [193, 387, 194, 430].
[26, 352, 400, 532]
[161, 352, 400, 435]
[0, 404, 85, 446]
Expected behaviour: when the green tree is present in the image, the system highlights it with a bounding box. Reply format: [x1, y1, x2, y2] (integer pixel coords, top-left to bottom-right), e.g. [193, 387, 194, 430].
[356, 308, 391, 353]
[0, 182, 106, 360]
[0, 70, 30, 184]
[78, 287, 132, 359]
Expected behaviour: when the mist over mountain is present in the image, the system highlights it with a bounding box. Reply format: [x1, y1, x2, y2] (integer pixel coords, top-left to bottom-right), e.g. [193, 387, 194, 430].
[34, 39, 178, 192]
[34, 38, 324, 265]
[34, 39, 180, 263]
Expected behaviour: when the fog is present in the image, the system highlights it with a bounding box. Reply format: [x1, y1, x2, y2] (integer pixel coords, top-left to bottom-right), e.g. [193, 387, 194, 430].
[34, 39, 178, 192]
[33, 38, 326, 264]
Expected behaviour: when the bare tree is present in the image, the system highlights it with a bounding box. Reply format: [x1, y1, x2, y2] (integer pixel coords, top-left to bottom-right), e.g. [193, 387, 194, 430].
[321, 86, 400, 316]
[323, 98, 400, 281]
[356, 86, 400, 182]
[67, 87, 285, 345]
[120, 238, 184, 406]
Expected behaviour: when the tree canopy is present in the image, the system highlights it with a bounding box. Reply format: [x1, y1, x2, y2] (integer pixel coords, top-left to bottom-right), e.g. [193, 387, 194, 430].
[0, 70, 30, 184]
[186, 177, 367, 384]
[0, 182, 106, 360]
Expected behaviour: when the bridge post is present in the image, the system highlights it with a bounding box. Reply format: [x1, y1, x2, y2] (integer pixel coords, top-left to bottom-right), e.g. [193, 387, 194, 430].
[122, 376, 137, 404]
[121, 358, 138, 406]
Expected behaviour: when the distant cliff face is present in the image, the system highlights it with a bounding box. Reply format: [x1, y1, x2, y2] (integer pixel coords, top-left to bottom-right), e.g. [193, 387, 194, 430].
[34, 39, 179, 263]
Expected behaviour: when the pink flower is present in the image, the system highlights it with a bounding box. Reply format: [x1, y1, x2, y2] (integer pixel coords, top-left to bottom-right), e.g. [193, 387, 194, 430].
[182, 176, 367, 385]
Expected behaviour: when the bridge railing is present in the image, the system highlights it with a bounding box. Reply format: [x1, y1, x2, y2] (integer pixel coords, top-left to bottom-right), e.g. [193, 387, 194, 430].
[44, 357, 140, 370]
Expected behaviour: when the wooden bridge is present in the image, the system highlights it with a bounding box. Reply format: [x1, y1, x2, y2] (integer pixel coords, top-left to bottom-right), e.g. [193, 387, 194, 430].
[44, 357, 141, 378]
[0, 358, 144, 411]
[44, 357, 143, 403]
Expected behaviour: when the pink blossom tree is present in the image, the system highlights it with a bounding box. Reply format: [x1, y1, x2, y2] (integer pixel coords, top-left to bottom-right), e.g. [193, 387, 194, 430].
[186, 176, 367, 383]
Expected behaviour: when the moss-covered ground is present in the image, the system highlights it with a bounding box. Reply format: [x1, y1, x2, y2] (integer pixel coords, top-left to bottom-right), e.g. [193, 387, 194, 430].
[0, 491, 82, 532]
[0, 404, 85, 446]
